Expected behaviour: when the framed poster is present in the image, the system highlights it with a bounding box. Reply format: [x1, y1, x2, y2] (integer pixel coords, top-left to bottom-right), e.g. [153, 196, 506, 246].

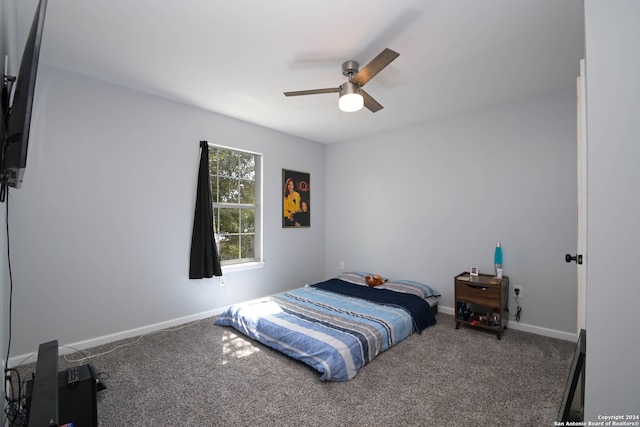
[283, 169, 310, 228]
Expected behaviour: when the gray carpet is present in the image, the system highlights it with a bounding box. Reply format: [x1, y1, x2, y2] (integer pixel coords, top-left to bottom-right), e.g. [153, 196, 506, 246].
[23, 313, 578, 426]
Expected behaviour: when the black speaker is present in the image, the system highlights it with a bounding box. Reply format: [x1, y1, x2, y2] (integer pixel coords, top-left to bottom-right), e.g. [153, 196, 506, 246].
[27, 364, 97, 427]
[58, 364, 97, 427]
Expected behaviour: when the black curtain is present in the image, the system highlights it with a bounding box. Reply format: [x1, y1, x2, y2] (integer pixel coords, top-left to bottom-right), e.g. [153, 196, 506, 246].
[189, 141, 222, 278]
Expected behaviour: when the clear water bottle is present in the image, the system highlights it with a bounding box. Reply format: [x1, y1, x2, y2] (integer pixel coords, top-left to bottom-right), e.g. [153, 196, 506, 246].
[492, 309, 501, 327]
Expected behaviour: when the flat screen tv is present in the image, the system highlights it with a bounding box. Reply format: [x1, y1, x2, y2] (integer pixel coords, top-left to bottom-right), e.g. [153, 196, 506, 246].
[1, 0, 48, 192]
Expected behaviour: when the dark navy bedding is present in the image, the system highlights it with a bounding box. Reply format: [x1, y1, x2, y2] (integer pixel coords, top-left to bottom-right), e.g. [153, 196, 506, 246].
[311, 278, 436, 332]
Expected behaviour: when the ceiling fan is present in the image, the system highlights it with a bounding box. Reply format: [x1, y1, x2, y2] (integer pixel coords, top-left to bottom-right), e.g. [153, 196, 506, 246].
[284, 48, 400, 113]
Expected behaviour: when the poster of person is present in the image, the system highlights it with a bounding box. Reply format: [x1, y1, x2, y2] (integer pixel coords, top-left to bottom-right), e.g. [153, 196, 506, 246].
[282, 169, 310, 228]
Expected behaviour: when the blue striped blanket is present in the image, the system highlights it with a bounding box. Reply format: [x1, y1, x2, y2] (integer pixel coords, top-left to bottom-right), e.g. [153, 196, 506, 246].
[214, 278, 436, 381]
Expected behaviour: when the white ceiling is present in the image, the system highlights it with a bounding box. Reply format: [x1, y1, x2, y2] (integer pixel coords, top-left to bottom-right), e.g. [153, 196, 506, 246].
[15, 0, 584, 144]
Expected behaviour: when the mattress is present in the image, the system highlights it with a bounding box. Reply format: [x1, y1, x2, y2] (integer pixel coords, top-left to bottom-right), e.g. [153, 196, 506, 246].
[214, 275, 440, 381]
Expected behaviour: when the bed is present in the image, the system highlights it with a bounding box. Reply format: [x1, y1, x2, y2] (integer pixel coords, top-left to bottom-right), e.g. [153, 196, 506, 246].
[214, 272, 440, 381]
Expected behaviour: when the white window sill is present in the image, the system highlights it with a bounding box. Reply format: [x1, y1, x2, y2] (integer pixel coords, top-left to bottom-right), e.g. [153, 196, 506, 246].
[221, 261, 265, 274]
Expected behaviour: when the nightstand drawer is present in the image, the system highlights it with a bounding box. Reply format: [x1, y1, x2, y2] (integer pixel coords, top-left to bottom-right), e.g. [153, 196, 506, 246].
[455, 282, 500, 306]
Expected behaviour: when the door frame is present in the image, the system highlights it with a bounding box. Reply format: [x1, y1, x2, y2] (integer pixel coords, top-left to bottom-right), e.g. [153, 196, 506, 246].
[577, 59, 588, 333]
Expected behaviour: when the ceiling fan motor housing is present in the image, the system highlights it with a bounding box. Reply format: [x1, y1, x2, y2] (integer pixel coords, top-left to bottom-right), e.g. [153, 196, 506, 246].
[342, 60, 359, 78]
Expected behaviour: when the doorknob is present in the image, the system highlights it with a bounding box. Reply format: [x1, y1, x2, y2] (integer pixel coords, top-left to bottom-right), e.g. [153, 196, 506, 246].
[565, 253, 583, 265]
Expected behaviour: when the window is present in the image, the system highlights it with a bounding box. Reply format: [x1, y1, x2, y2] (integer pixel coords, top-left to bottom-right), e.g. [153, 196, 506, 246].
[209, 145, 261, 266]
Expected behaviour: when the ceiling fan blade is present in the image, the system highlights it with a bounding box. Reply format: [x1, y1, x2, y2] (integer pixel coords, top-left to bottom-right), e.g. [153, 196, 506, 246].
[360, 89, 383, 113]
[351, 48, 400, 87]
[284, 87, 340, 97]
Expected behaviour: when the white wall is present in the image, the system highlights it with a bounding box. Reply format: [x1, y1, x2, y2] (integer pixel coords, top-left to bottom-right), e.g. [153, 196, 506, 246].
[7, 65, 326, 359]
[584, 0, 640, 419]
[325, 88, 579, 337]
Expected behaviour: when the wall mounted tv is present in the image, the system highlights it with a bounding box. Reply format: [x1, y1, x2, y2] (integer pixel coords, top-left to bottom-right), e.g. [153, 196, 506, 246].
[1, 0, 48, 194]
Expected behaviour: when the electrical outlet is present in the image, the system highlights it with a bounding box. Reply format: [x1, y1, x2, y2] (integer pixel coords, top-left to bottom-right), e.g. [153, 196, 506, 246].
[339, 261, 345, 270]
[220, 277, 225, 287]
[513, 285, 522, 299]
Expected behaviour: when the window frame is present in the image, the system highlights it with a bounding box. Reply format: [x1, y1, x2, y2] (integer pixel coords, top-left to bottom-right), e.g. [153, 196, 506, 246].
[208, 143, 262, 268]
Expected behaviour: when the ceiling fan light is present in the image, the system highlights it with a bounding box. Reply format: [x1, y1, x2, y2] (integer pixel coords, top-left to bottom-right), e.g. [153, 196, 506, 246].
[339, 93, 364, 112]
[339, 83, 364, 112]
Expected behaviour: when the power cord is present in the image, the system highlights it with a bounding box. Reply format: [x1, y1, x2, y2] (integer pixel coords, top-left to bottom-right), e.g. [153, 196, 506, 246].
[61, 318, 207, 364]
[4, 188, 12, 366]
[4, 368, 27, 427]
[3, 182, 17, 427]
[505, 294, 522, 321]
[57, 318, 207, 391]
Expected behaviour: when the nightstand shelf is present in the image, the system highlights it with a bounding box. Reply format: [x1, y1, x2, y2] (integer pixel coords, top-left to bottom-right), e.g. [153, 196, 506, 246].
[454, 272, 509, 339]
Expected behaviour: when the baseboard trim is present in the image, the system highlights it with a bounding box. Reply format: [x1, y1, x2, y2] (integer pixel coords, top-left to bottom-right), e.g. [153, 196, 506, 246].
[9, 307, 226, 367]
[438, 305, 577, 342]
[10, 304, 576, 366]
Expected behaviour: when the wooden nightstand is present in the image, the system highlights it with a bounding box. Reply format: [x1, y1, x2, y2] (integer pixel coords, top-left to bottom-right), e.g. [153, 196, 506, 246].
[454, 272, 509, 339]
